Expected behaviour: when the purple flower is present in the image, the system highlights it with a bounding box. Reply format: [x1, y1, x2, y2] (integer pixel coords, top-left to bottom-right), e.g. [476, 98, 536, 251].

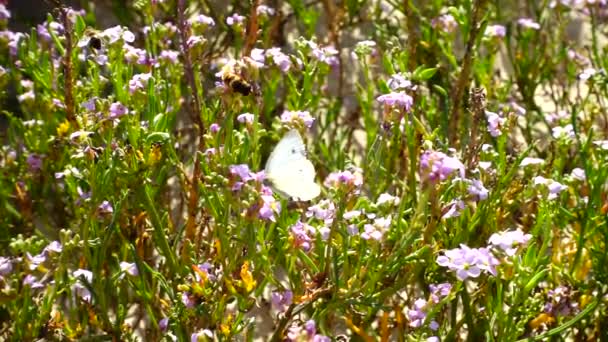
[44, 241, 62, 254]
[129, 73, 153, 94]
[432, 14, 458, 33]
[123, 44, 148, 65]
[119, 261, 139, 277]
[109, 102, 128, 119]
[98, 200, 114, 215]
[429, 283, 452, 303]
[467, 179, 489, 201]
[552, 124, 575, 140]
[407, 298, 428, 328]
[23, 274, 45, 289]
[579, 67, 598, 81]
[209, 123, 220, 133]
[230, 164, 253, 183]
[191, 330, 213, 341]
[159, 50, 179, 63]
[547, 181, 568, 199]
[286, 320, 330, 342]
[264, 48, 292, 72]
[387, 73, 414, 91]
[310, 45, 339, 66]
[290, 220, 315, 251]
[271, 290, 293, 312]
[72, 269, 93, 302]
[187, 35, 205, 49]
[361, 216, 391, 241]
[343, 210, 361, 220]
[27, 153, 43, 172]
[544, 286, 579, 317]
[486, 111, 506, 137]
[237, 113, 255, 124]
[190, 14, 215, 27]
[306, 199, 336, 225]
[27, 252, 47, 271]
[257, 5, 275, 16]
[324, 168, 364, 191]
[570, 168, 586, 181]
[437, 245, 499, 281]
[420, 150, 465, 183]
[182, 292, 196, 308]
[442, 199, 465, 219]
[280, 110, 315, 128]
[0, 257, 13, 276]
[159, 317, 169, 332]
[226, 13, 246, 26]
[0, 5, 11, 20]
[377, 91, 413, 111]
[18, 89, 35, 103]
[259, 194, 281, 221]
[485, 24, 506, 38]
[520, 157, 544, 167]
[376, 193, 400, 206]
[82, 97, 96, 111]
[518, 18, 541, 30]
[489, 229, 532, 256]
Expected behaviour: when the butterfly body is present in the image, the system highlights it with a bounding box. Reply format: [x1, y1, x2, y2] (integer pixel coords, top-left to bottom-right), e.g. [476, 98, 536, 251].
[264, 130, 321, 201]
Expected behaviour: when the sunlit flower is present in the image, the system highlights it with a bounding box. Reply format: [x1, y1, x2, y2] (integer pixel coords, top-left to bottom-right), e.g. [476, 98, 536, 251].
[520, 157, 544, 167]
[257, 5, 275, 16]
[570, 168, 586, 181]
[290, 220, 315, 251]
[361, 215, 391, 241]
[98, 200, 113, 215]
[486, 111, 506, 137]
[306, 199, 336, 225]
[518, 18, 541, 30]
[552, 124, 575, 140]
[377, 91, 413, 111]
[485, 24, 506, 38]
[324, 168, 364, 191]
[437, 244, 499, 280]
[237, 112, 255, 124]
[489, 229, 532, 256]
[226, 13, 246, 26]
[442, 199, 465, 219]
[271, 290, 293, 312]
[429, 283, 452, 303]
[109, 102, 128, 119]
[159, 50, 179, 63]
[0, 257, 13, 277]
[119, 261, 139, 277]
[259, 194, 281, 221]
[432, 14, 458, 33]
[190, 14, 215, 27]
[23, 274, 45, 289]
[420, 150, 465, 183]
[72, 269, 93, 303]
[280, 110, 315, 128]
[0, 5, 11, 20]
[27, 153, 43, 172]
[376, 193, 400, 206]
[467, 179, 489, 201]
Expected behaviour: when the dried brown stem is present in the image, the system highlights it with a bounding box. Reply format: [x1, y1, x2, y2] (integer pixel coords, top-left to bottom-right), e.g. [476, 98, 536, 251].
[177, 0, 207, 255]
[448, 0, 489, 145]
[242, 0, 260, 57]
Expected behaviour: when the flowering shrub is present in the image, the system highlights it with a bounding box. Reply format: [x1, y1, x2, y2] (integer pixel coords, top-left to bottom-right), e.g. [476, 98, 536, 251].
[0, 0, 607, 340]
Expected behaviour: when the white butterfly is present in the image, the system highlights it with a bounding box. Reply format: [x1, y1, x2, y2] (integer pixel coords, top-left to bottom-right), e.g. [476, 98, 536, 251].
[265, 129, 321, 201]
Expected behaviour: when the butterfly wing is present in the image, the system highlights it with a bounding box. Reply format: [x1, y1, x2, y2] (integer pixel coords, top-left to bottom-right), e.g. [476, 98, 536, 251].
[265, 130, 321, 201]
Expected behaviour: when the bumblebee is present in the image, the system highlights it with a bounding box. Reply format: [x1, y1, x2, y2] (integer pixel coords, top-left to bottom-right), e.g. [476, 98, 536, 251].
[83, 28, 103, 50]
[222, 72, 252, 96]
[220, 62, 253, 96]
